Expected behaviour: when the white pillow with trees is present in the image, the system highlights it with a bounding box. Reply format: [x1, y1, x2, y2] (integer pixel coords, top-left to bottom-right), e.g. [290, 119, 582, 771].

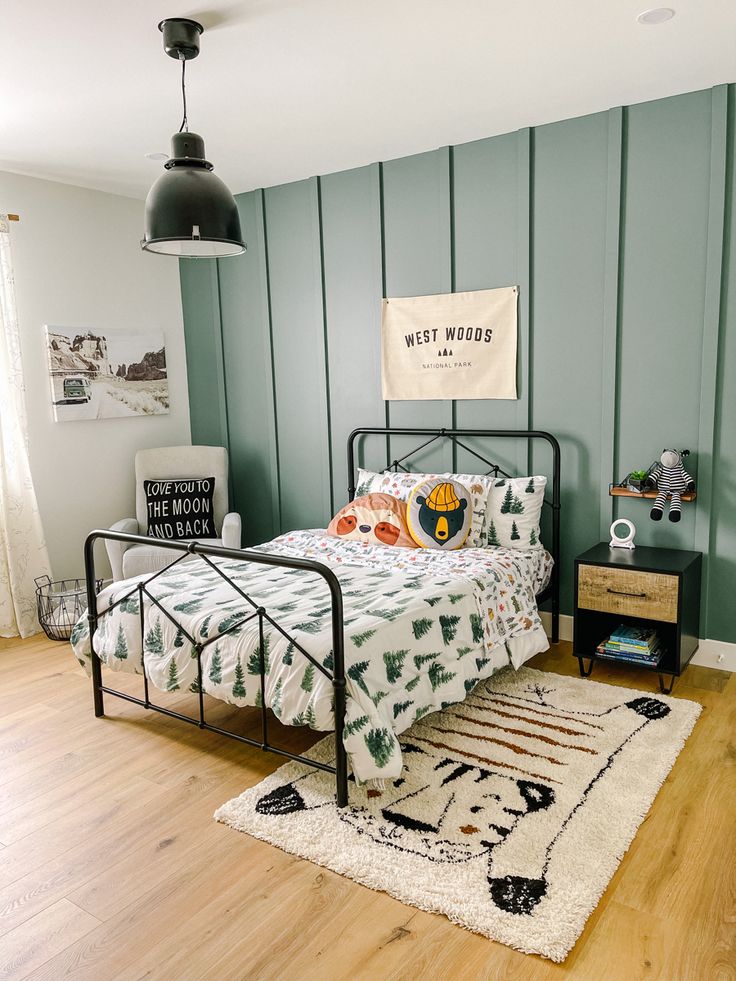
[486, 475, 546, 550]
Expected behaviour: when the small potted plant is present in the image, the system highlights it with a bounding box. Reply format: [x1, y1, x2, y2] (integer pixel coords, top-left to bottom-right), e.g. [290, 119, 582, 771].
[626, 469, 652, 493]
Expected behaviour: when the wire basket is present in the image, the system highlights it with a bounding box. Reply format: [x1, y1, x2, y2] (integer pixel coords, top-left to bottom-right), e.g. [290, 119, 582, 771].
[35, 575, 103, 642]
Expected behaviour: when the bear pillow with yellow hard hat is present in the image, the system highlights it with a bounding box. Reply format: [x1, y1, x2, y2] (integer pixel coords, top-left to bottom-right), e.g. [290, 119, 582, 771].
[326, 493, 418, 548]
[355, 468, 493, 548]
[406, 478, 473, 550]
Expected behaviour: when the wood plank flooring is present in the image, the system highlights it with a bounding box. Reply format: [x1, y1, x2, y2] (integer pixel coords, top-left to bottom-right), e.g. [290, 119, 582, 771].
[0, 633, 733, 980]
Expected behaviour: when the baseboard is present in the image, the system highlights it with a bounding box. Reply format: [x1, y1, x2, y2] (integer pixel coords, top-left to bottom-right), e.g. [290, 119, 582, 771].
[539, 611, 573, 643]
[539, 612, 735, 672]
[690, 638, 736, 672]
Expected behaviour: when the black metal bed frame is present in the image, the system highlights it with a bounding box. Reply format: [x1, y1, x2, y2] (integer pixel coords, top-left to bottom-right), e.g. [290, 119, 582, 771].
[84, 427, 560, 809]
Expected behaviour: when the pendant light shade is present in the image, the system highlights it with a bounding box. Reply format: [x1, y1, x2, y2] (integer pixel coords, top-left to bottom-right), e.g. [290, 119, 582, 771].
[141, 18, 246, 259]
[142, 132, 245, 257]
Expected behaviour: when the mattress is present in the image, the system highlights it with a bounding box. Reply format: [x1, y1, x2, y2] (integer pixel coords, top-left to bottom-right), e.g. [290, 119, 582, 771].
[71, 530, 553, 782]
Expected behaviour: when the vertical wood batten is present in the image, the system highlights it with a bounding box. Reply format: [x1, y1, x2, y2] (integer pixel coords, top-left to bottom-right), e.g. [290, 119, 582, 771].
[314, 176, 334, 516]
[179, 258, 228, 449]
[695, 84, 729, 630]
[212, 272, 232, 455]
[374, 161, 391, 466]
[439, 145, 456, 473]
[257, 188, 282, 534]
[214, 259, 234, 507]
[599, 107, 624, 540]
[437, 145, 453, 294]
[449, 144, 457, 472]
[706, 82, 736, 641]
[516, 128, 532, 476]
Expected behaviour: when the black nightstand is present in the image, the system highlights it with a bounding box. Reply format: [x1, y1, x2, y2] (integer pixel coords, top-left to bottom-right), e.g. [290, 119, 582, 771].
[573, 543, 702, 694]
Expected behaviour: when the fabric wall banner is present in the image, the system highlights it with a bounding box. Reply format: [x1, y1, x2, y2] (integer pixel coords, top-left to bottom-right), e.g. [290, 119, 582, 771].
[381, 286, 518, 401]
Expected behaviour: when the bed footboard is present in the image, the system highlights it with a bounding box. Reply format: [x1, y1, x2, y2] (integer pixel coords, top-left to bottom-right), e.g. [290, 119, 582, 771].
[83, 531, 349, 808]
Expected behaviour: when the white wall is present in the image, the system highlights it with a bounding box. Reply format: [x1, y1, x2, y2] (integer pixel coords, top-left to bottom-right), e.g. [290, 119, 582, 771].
[0, 170, 191, 578]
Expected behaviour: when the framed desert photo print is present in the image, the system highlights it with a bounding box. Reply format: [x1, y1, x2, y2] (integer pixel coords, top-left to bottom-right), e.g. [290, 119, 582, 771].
[45, 325, 169, 421]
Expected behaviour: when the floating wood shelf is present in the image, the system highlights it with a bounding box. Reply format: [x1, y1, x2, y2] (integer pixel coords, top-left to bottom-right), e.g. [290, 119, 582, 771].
[609, 485, 696, 502]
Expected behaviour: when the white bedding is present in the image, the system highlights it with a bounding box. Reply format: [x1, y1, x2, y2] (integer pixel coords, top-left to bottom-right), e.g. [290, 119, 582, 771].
[71, 530, 552, 782]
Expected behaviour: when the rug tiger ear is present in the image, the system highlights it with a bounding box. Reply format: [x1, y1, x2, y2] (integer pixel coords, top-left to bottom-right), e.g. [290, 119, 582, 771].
[255, 782, 306, 815]
[625, 696, 671, 720]
[488, 874, 548, 915]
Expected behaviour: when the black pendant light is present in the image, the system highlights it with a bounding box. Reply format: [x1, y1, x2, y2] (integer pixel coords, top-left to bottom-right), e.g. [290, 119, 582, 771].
[142, 18, 246, 258]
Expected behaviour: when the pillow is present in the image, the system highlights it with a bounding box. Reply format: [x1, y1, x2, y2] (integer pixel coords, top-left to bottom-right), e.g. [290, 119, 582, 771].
[327, 493, 418, 548]
[485, 475, 546, 550]
[144, 477, 217, 540]
[356, 468, 493, 548]
[406, 478, 472, 550]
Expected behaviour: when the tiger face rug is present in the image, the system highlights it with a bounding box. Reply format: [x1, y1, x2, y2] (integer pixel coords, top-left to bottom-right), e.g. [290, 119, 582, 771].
[215, 667, 700, 961]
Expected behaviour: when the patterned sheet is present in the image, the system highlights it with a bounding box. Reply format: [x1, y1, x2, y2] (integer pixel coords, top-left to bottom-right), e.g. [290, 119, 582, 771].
[71, 530, 553, 782]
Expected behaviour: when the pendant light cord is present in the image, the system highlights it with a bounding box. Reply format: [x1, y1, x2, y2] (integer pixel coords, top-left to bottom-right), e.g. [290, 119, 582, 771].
[178, 54, 188, 133]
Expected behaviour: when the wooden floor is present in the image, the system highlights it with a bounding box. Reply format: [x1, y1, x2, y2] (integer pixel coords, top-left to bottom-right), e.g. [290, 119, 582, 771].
[0, 635, 733, 981]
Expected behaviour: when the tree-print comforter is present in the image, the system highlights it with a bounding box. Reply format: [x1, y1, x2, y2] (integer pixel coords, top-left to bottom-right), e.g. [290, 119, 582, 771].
[70, 530, 553, 782]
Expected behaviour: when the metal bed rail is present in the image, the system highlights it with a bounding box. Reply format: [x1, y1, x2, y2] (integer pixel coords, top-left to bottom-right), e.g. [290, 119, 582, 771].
[84, 531, 349, 807]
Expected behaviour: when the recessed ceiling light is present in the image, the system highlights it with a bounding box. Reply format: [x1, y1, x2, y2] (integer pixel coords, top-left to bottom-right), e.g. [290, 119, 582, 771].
[144, 151, 169, 161]
[637, 7, 675, 24]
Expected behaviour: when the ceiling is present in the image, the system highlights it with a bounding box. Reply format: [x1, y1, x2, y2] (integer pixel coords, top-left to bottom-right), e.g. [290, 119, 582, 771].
[2, 1, 735, 200]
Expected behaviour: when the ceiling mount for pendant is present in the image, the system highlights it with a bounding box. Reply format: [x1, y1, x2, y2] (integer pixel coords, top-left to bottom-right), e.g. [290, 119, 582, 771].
[158, 18, 204, 60]
[141, 16, 246, 258]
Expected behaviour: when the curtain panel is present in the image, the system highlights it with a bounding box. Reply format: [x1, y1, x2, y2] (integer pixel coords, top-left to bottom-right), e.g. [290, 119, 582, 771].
[0, 215, 51, 637]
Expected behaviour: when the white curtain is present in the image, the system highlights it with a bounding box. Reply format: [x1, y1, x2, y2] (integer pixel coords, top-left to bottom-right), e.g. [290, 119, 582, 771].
[0, 215, 51, 637]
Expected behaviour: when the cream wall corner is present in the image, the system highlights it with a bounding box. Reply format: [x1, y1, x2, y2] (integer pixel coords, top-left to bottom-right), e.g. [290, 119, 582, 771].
[0, 170, 191, 579]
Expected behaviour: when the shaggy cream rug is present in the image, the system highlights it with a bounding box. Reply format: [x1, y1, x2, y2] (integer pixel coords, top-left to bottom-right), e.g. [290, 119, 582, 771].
[215, 667, 700, 961]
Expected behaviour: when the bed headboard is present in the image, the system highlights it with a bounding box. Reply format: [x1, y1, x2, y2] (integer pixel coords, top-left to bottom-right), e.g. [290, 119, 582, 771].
[346, 427, 561, 643]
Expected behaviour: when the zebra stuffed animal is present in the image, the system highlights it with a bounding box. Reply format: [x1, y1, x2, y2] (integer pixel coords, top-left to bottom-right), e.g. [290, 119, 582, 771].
[649, 449, 695, 523]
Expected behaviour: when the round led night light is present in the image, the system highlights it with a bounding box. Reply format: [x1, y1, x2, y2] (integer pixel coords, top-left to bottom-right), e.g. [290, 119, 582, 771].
[609, 519, 637, 551]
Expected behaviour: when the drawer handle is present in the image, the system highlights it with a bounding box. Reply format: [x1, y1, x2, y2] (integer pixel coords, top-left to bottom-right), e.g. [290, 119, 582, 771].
[606, 587, 646, 598]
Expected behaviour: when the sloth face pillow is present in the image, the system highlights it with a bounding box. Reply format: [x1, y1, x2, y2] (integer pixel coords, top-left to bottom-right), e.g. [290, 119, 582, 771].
[327, 493, 418, 548]
[406, 478, 473, 550]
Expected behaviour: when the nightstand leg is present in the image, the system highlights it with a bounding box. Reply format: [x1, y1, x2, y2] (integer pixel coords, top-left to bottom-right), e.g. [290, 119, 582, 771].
[658, 673, 675, 695]
[577, 656, 595, 678]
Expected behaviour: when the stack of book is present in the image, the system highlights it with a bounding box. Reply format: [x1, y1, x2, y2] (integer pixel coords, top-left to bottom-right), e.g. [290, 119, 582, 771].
[596, 625, 664, 666]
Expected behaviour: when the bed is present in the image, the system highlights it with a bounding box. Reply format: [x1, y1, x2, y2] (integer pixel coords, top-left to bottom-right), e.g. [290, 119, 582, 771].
[73, 427, 561, 806]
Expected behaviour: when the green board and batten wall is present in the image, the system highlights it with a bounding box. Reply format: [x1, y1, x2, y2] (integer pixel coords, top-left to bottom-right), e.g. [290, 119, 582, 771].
[180, 84, 736, 643]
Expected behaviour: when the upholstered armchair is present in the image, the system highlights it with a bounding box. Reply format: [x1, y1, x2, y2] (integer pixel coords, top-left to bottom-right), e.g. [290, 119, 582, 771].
[105, 445, 242, 582]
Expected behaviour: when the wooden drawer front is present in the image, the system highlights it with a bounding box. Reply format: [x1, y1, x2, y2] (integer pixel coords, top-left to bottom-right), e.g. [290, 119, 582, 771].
[577, 565, 679, 623]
